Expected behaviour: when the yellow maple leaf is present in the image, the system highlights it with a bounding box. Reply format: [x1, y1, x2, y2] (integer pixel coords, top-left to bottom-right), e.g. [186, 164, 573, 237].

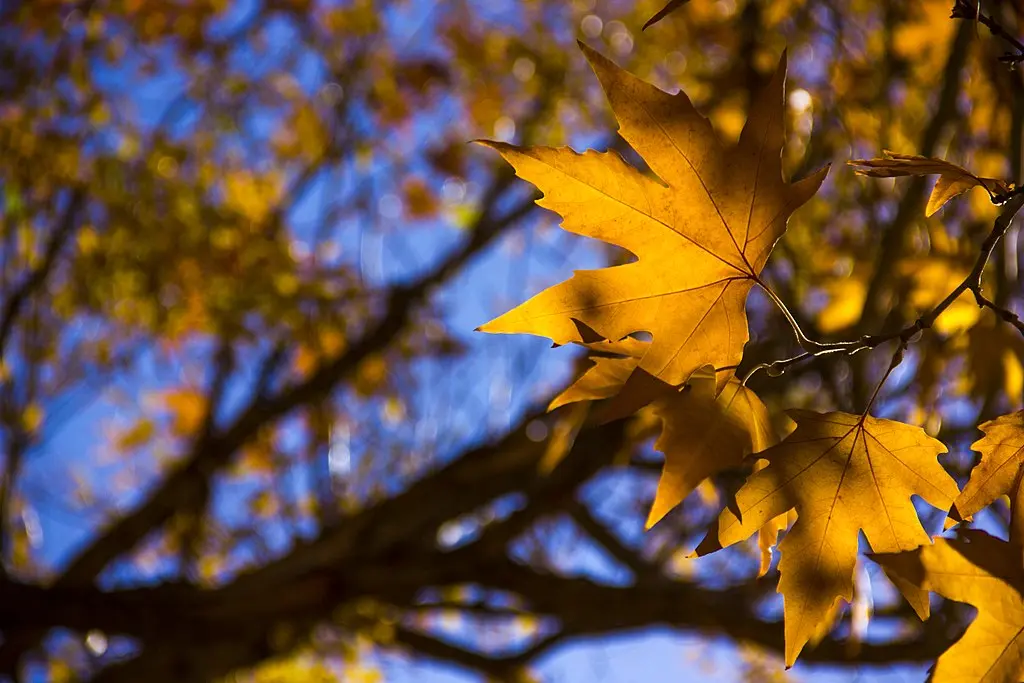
[848, 151, 1011, 217]
[753, 458, 797, 579]
[872, 530, 1024, 683]
[951, 411, 1024, 525]
[693, 411, 959, 665]
[478, 42, 827, 400]
[551, 348, 787, 557]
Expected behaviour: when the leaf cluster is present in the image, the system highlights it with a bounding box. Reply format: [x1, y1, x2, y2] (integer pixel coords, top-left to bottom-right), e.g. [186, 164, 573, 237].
[480, 7, 1024, 678]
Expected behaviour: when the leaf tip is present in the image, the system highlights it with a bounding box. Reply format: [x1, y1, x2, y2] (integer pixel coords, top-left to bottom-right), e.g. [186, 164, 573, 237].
[643, 514, 660, 532]
[576, 38, 596, 58]
[577, 40, 613, 77]
[472, 138, 505, 152]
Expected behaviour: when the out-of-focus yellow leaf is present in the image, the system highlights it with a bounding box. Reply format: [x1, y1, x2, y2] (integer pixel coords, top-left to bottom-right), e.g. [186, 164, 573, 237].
[538, 402, 588, 475]
[968, 313, 1024, 403]
[355, 355, 388, 396]
[116, 418, 155, 451]
[402, 177, 439, 219]
[818, 275, 867, 334]
[224, 170, 284, 222]
[21, 403, 43, 433]
[163, 389, 207, 435]
[295, 103, 327, 161]
[901, 257, 978, 335]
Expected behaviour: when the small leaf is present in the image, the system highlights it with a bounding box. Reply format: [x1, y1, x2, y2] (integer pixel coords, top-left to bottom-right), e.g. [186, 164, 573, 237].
[848, 151, 1011, 217]
[21, 403, 43, 433]
[548, 338, 649, 411]
[950, 410, 1024, 525]
[646, 376, 776, 529]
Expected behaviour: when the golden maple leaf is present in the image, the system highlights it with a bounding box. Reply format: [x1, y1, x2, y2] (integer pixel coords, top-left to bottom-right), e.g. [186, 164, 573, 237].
[951, 411, 1024, 525]
[848, 151, 1011, 217]
[693, 411, 959, 665]
[872, 530, 1024, 683]
[478, 42, 827, 401]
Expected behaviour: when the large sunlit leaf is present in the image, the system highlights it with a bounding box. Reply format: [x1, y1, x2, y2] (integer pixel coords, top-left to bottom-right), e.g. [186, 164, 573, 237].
[478, 42, 827, 405]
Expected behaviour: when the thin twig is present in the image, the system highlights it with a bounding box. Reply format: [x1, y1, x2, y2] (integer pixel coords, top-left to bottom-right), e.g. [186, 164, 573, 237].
[951, 0, 1024, 62]
[750, 193, 1024, 393]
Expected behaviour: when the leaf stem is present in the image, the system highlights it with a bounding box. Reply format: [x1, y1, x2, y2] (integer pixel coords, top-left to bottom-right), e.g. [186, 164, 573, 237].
[951, 0, 1024, 62]
[862, 341, 907, 416]
[755, 277, 860, 354]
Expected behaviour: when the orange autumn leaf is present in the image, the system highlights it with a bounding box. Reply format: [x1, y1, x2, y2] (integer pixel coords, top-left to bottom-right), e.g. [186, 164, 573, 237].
[478, 42, 827, 404]
[552, 347, 785, 552]
[548, 337, 650, 411]
[163, 389, 207, 435]
[693, 411, 959, 665]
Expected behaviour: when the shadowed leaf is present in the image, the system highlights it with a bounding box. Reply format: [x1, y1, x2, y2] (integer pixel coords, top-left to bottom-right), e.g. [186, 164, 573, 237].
[693, 411, 958, 665]
[872, 530, 1024, 683]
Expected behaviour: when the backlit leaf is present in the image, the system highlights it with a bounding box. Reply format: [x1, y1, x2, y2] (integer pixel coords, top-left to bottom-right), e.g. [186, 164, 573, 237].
[479, 42, 827, 404]
[694, 411, 959, 665]
[951, 411, 1024, 525]
[646, 376, 776, 529]
[643, 0, 692, 30]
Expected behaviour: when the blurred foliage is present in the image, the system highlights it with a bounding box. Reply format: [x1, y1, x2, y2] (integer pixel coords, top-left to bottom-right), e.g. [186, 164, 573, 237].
[3, 0, 1024, 681]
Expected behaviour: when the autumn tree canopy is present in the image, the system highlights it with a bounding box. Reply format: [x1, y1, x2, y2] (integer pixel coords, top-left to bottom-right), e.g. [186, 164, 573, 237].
[5, 0, 1024, 681]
